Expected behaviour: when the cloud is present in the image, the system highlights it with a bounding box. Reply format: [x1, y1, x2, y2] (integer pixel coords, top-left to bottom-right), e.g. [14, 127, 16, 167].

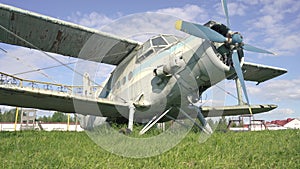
[100, 12, 189, 42]
[243, 0, 300, 56]
[242, 0, 259, 6]
[255, 107, 297, 121]
[156, 4, 208, 22]
[0, 47, 55, 80]
[212, 77, 300, 106]
[214, 2, 247, 17]
[0, 46, 86, 85]
[67, 5, 206, 42]
[247, 78, 300, 102]
[67, 11, 114, 30]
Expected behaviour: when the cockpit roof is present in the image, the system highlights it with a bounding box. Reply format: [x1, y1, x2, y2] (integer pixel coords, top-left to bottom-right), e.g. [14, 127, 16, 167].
[137, 34, 179, 62]
[141, 34, 179, 52]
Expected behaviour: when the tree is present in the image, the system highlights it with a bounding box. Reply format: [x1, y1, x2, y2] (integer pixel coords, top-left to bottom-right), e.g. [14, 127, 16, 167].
[0, 109, 75, 123]
[0, 108, 20, 122]
[50, 112, 68, 122]
[215, 116, 228, 132]
[37, 115, 51, 122]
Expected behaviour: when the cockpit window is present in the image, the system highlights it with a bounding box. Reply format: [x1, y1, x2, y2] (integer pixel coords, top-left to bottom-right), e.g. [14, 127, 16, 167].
[137, 35, 179, 62]
[137, 49, 154, 62]
[143, 40, 151, 51]
[163, 35, 178, 44]
[152, 37, 168, 46]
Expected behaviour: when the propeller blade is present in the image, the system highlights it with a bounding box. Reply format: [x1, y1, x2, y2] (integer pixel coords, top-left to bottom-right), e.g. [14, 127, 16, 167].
[221, 0, 231, 27]
[232, 52, 250, 105]
[175, 20, 226, 43]
[243, 44, 276, 55]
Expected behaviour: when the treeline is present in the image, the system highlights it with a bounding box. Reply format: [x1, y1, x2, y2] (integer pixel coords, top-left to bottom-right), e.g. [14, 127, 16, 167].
[0, 108, 229, 131]
[38, 112, 75, 123]
[0, 109, 75, 123]
[197, 116, 229, 132]
[0, 109, 20, 122]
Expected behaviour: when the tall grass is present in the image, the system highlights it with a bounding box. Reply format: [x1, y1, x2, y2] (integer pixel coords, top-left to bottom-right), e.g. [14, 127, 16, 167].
[0, 130, 299, 168]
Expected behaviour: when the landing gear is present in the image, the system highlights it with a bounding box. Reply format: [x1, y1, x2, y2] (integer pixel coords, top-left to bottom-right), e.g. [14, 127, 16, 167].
[180, 106, 212, 134]
[127, 104, 135, 132]
[125, 104, 212, 135]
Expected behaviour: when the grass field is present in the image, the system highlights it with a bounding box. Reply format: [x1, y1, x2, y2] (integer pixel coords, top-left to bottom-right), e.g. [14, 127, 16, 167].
[0, 130, 299, 168]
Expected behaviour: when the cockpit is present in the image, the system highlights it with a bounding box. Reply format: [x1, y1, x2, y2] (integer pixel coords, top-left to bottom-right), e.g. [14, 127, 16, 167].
[137, 34, 179, 62]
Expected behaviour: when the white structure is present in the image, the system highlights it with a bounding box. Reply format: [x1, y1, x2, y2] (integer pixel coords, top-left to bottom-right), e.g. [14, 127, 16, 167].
[228, 116, 300, 131]
[284, 118, 300, 129]
[0, 122, 84, 132]
[266, 124, 287, 130]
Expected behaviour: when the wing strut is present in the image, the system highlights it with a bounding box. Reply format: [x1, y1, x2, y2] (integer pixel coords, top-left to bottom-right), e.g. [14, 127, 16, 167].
[179, 107, 212, 134]
[139, 107, 172, 135]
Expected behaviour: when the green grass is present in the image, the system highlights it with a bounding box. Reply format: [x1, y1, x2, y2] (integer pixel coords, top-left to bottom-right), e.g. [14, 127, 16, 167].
[0, 130, 299, 169]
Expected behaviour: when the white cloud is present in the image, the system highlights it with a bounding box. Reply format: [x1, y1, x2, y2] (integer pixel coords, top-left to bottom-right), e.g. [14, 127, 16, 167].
[0, 47, 54, 80]
[67, 11, 114, 30]
[215, 2, 247, 18]
[244, 0, 300, 56]
[248, 78, 300, 102]
[67, 5, 205, 42]
[156, 4, 208, 22]
[0, 46, 84, 85]
[212, 77, 300, 107]
[242, 0, 259, 5]
[255, 107, 297, 121]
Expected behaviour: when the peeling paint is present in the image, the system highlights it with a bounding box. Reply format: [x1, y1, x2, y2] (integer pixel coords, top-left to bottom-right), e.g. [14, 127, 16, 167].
[0, 3, 140, 65]
[10, 12, 14, 20]
[56, 30, 62, 41]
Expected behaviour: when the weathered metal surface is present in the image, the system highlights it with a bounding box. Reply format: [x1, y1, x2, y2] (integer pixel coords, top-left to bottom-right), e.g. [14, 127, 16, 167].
[201, 104, 277, 117]
[0, 71, 128, 117]
[227, 62, 287, 83]
[0, 4, 140, 65]
[241, 62, 287, 83]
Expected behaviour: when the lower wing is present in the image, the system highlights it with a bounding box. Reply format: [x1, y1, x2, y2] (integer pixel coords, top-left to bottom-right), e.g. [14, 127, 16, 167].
[0, 83, 128, 118]
[201, 104, 277, 117]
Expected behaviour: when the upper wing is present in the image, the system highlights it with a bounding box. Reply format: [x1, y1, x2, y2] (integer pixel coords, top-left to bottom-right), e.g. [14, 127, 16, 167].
[228, 62, 287, 84]
[242, 62, 287, 84]
[0, 4, 140, 65]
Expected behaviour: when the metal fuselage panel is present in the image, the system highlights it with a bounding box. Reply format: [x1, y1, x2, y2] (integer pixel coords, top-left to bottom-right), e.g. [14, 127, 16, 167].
[105, 36, 232, 120]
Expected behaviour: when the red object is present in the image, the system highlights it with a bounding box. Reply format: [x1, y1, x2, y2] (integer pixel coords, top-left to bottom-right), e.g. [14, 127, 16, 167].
[268, 118, 295, 126]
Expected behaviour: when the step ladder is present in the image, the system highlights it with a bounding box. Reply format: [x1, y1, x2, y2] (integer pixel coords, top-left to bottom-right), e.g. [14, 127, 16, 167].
[20, 109, 37, 130]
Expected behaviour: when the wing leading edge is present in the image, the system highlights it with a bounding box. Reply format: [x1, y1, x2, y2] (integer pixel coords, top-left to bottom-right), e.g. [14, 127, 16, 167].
[0, 4, 140, 65]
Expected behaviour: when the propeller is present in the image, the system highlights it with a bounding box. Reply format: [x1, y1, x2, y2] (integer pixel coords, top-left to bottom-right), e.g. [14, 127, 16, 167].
[232, 50, 249, 105]
[221, 0, 230, 27]
[243, 44, 276, 55]
[175, 20, 226, 43]
[175, 0, 276, 114]
[175, 20, 274, 55]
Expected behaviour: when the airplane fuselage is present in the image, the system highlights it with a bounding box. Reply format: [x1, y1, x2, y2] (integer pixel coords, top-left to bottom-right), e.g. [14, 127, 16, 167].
[102, 35, 235, 121]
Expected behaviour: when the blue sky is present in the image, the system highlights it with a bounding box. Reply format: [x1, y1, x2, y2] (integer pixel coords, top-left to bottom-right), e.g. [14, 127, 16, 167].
[0, 0, 299, 121]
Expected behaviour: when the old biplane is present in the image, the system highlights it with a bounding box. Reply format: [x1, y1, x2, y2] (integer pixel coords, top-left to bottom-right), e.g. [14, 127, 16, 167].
[0, 1, 287, 134]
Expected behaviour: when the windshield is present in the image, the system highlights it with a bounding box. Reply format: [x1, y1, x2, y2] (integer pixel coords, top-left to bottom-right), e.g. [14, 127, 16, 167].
[137, 35, 178, 62]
